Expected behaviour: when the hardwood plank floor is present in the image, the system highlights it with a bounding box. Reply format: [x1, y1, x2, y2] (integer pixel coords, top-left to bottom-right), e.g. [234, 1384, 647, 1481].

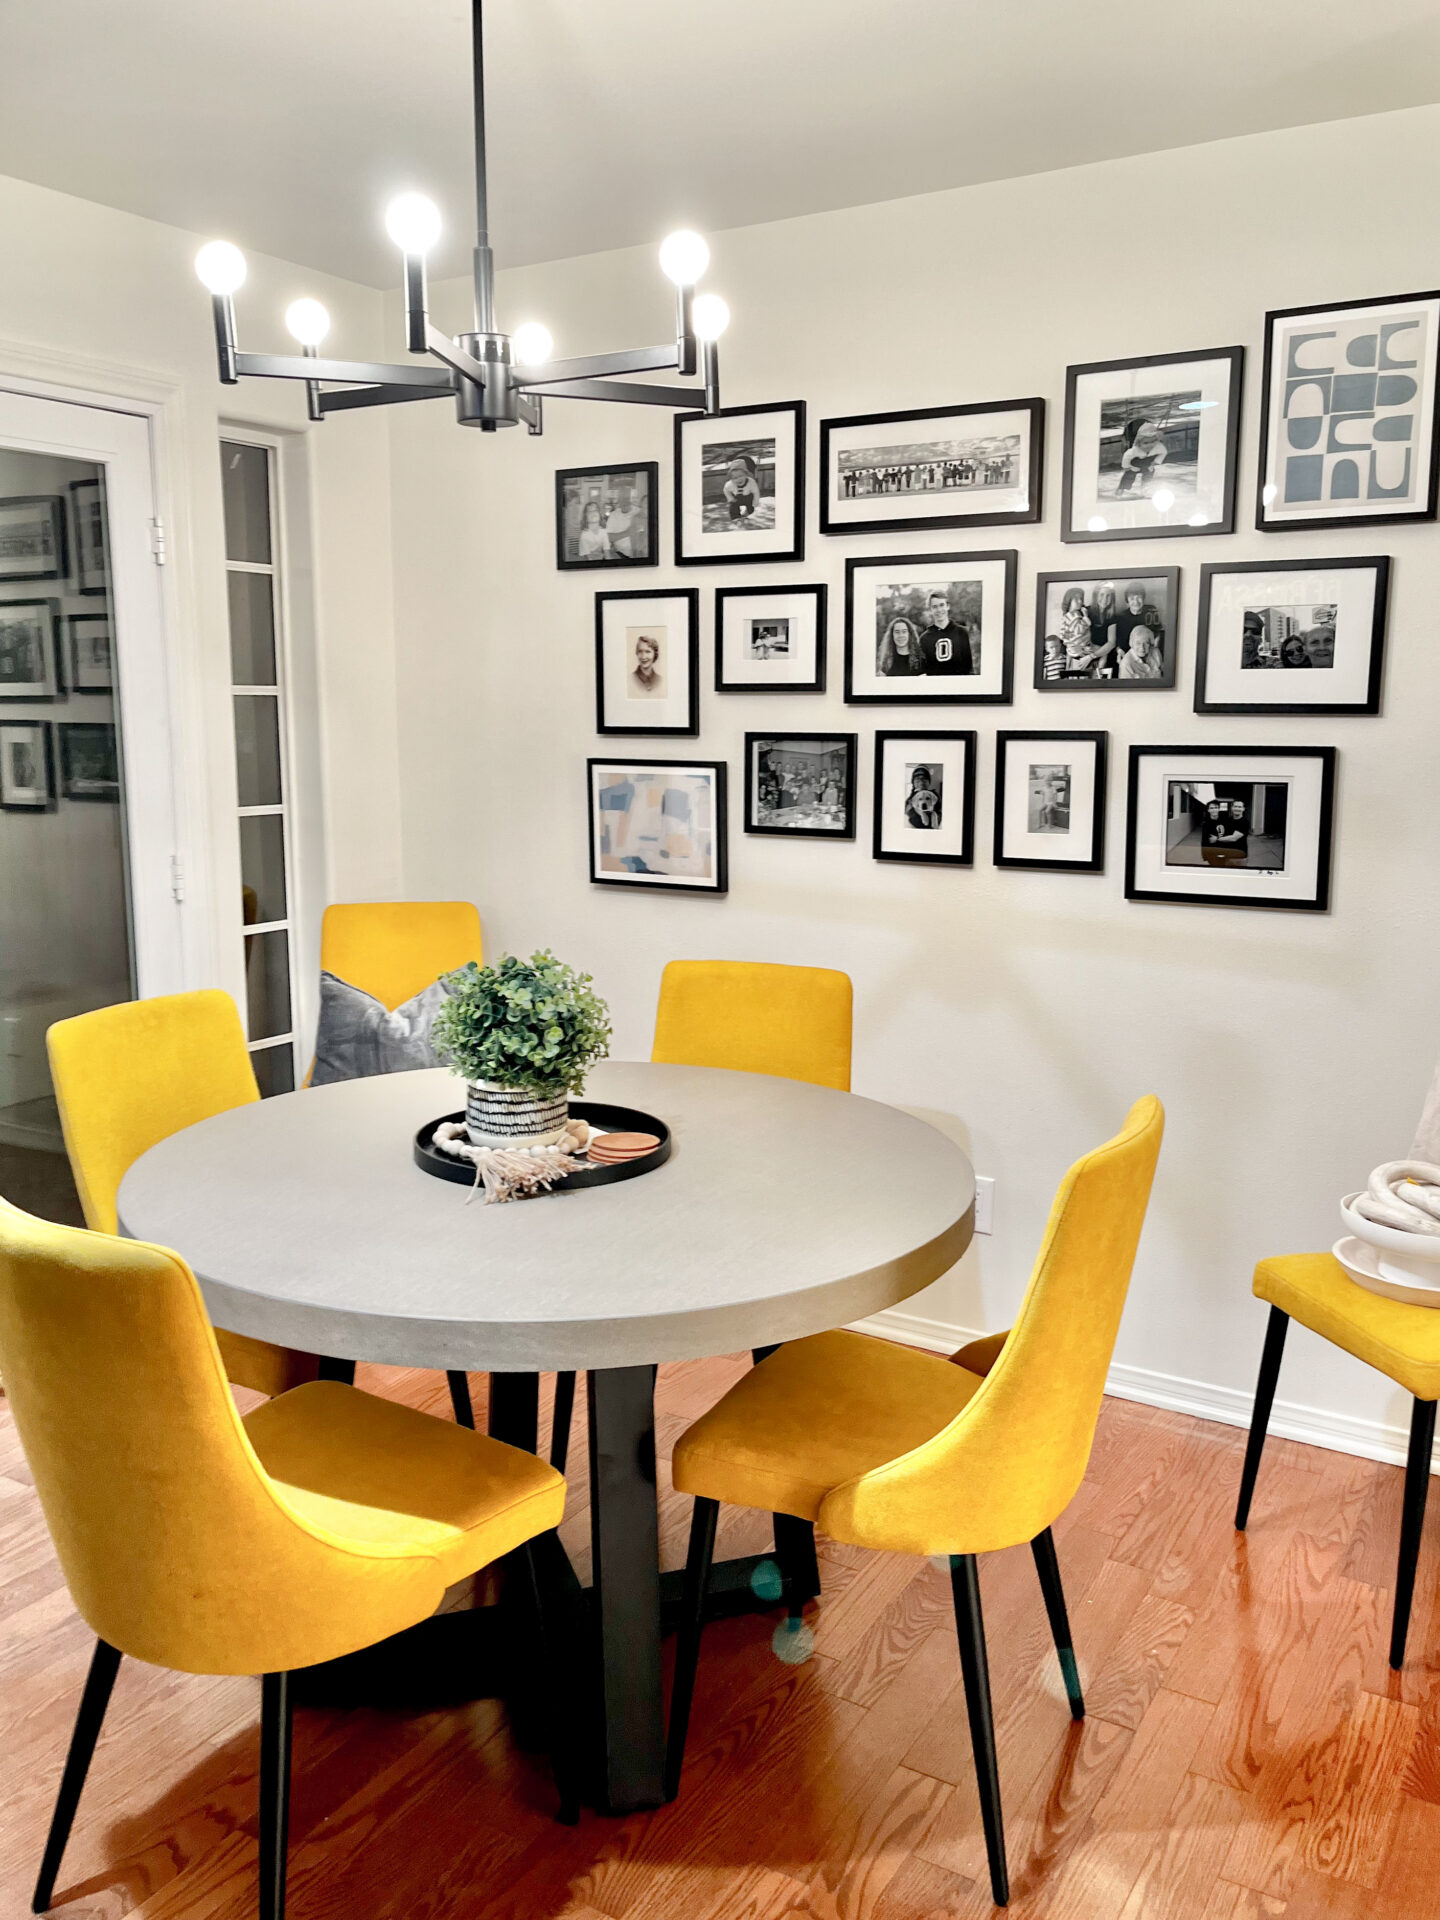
[1, 1352, 1438, 1918]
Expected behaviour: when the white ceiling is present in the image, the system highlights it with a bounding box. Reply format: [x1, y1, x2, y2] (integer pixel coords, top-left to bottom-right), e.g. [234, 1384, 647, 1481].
[2, 0, 1439, 289]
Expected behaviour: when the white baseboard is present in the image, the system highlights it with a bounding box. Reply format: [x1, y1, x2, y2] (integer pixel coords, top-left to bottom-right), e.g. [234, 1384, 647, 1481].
[850, 1306, 1422, 1472]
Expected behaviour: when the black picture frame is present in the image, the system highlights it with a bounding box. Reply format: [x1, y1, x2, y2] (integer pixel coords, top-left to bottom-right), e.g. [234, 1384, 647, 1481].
[586, 756, 728, 894]
[993, 731, 1107, 873]
[63, 612, 114, 694]
[0, 598, 64, 700]
[555, 461, 660, 570]
[0, 495, 68, 585]
[674, 400, 806, 565]
[594, 587, 700, 736]
[1124, 743, 1337, 912]
[844, 550, 1017, 705]
[1061, 346, 1244, 544]
[58, 721, 120, 802]
[1033, 566, 1180, 691]
[819, 398, 1045, 535]
[872, 730, 976, 867]
[67, 478, 108, 596]
[714, 583, 827, 694]
[0, 720, 56, 811]
[1256, 290, 1440, 533]
[1194, 556, 1389, 716]
[744, 731, 857, 839]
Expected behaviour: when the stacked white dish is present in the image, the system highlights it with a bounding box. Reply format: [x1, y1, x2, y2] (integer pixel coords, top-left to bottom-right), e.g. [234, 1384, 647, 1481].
[1335, 1159, 1440, 1307]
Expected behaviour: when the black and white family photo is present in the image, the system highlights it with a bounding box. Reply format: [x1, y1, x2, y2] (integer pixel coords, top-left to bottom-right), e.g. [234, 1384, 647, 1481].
[59, 721, 118, 801]
[676, 401, 805, 565]
[1028, 764, 1071, 833]
[1194, 556, 1388, 717]
[821, 400, 1043, 533]
[846, 551, 1016, 704]
[1097, 392, 1200, 505]
[714, 583, 827, 693]
[555, 463, 656, 568]
[700, 437, 776, 533]
[1037, 570, 1176, 687]
[1242, 605, 1336, 670]
[876, 580, 981, 677]
[746, 733, 856, 837]
[1165, 781, 1288, 872]
[839, 433, 1019, 503]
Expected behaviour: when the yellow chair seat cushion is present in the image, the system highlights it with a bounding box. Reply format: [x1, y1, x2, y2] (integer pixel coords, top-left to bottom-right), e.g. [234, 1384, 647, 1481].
[244, 1382, 566, 1586]
[1254, 1252, 1440, 1401]
[671, 1330, 983, 1522]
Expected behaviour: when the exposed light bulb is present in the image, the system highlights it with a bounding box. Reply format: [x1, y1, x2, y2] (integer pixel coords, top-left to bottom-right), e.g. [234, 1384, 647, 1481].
[692, 293, 730, 342]
[195, 240, 247, 295]
[511, 321, 554, 367]
[285, 298, 331, 347]
[659, 229, 710, 286]
[1086, 514, 1108, 533]
[385, 192, 442, 254]
[1152, 487, 1175, 513]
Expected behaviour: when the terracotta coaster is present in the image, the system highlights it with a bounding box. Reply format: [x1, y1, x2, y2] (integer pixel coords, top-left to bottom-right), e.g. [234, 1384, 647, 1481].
[588, 1146, 655, 1164]
[590, 1132, 660, 1153]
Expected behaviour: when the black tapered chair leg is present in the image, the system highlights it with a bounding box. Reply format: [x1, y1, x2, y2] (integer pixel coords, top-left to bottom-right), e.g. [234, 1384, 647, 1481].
[32, 1637, 122, 1914]
[520, 1537, 582, 1822]
[949, 1555, 1008, 1908]
[1235, 1306, 1290, 1531]
[1030, 1528, 1084, 1719]
[665, 1495, 719, 1802]
[316, 1355, 356, 1386]
[447, 1369, 476, 1429]
[550, 1371, 576, 1472]
[1391, 1395, 1437, 1671]
[773, 1513, 821, 1618]
[258, 1672, 293, 1920]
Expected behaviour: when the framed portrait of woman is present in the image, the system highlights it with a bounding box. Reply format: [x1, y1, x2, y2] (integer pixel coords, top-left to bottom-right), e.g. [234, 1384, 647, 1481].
[844, 551, 1016, 705]
[872, 731, 975, 866]
[1033, 567, 1179, 691]
[594, 588, 699, 735]
[674, 401, 805, 565]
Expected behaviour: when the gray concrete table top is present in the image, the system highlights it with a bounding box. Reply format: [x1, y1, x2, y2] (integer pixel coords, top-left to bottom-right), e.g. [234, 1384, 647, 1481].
[117, 1060, 974, 1372]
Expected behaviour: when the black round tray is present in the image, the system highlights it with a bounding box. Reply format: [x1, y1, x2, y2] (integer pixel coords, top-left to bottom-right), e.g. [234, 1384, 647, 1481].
[414, 1099, 671, 1192]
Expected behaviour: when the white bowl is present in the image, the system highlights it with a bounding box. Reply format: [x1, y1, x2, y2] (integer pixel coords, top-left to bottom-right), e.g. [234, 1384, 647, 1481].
[1340, 1192, 1440, 1288]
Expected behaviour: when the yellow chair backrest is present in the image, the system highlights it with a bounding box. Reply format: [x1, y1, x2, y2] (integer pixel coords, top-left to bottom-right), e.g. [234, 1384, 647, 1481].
[47, 991, 259, 1237]
[651, 960, 852, 1091]
[821, 1096, 1164, 1556]
[320, 901, 483, 1011]
[0, 1198, 442, 1675]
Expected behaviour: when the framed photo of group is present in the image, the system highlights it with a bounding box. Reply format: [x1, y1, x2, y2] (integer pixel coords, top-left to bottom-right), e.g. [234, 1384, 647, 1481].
[994, 732, 1107, 873]
[1061, 346, 1244, 542]
[1125, 744, 1336, 913]
[1194, 556, 1389, 715]
[674, 401, 805, 565]
[594, 588, 699, 735]
[587, 757, 727, 894]
[872, 731, 975, 866]
[844, 551, 1016, 705]
[745, 732, 857, 839]
[1034, 567, 1179, 690]
[819, 398, 1044, 535]
[555, 462, 658, 569]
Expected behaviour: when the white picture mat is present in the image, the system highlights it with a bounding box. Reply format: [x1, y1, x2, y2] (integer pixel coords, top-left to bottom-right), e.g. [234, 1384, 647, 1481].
[600, 595, 692, 729]
[1202, 567, 1377, 706]
[849, 554, 1010, 699]
[826, 408, 1034, 526]
[719, 591, 821, 686]
[590, 762, 720, 887]
[1263, 296, 1439, 524]
[1069, 356, 1234, 533]
[1, 722, 48, 803]
[877, 735, 969, 858]
[1130, 751, 1325, 903]
[678, 408, 799, 560]
[1000, 738, 1099, 863]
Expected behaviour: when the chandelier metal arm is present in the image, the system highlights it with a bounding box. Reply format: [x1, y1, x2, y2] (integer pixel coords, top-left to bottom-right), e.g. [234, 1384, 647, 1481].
[316, 381, 457, 415]
[518, 376, 710, 408]
[513, 344, 683, 387]
[422, 324, 494, 386]
[234, 350, 449, 388]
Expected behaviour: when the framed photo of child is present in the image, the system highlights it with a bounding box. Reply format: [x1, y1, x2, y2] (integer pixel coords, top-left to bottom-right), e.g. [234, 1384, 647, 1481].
[1033, 567, 1179, 690]
[872, 731, 976, 866]
[993, 731, 1107, 873]
[674, 401, 805, 565]
[1061, 348, 1243, 543]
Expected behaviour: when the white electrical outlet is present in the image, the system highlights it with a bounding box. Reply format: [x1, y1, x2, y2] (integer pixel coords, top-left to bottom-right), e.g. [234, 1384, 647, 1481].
[974, 1176, 994, 1235]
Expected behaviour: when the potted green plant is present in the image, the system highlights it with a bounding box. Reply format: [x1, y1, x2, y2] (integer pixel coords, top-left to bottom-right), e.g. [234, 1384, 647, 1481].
[432, 950, 612, 1148]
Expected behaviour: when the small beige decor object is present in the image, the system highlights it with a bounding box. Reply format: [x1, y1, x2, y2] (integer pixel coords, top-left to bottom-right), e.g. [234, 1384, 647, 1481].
[433, 1115, 594, 1205]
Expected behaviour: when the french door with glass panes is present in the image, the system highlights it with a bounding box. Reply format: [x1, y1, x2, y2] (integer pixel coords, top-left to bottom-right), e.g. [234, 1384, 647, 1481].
[0, 387, 182, 1177]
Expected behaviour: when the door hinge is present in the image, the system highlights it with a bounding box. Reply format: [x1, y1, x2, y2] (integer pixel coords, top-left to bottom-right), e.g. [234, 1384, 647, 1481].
[149, 517, 167, 565]
[170, 854, 185, 903]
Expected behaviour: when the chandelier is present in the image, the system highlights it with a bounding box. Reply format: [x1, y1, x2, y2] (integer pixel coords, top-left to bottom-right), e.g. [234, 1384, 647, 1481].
[193, 0, 727, 432]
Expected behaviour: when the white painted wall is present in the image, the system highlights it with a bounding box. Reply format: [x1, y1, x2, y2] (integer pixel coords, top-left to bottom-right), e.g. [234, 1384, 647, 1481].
[390, 104, 1440, 1465]
[0, 172, 405, 1040]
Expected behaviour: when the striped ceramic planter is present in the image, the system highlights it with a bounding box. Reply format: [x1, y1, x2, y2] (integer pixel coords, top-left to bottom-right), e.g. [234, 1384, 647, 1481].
[465, 1080, 569, 1149]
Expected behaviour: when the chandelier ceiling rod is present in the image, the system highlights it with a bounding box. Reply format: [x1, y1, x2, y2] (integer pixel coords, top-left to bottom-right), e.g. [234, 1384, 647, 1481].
[192, 0, 731, 434]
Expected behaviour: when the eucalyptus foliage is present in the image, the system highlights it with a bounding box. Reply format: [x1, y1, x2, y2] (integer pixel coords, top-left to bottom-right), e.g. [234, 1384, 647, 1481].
[432, 950, 611, 1095]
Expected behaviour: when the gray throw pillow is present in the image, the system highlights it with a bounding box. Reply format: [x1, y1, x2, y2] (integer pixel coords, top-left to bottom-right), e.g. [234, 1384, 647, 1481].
[311, 970, 453, 1086]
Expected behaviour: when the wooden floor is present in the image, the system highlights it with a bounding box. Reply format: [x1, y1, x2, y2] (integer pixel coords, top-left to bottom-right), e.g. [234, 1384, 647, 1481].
[2, 1352, 1439, 1918]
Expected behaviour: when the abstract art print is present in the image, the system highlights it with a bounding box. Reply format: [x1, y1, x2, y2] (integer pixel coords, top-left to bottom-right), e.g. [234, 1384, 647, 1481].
[555, 462, 658, 569]
[1258, 291, 1440, 530]
[873, 730, 975, 866]
[587, 758, 727, 893]
[994, 731, 1107, 872]
[1194, 556, 1388, 715]
[675, 401, 804, 564]
[0, 496, 67, 585]
[0, 599, 63, 700]
[820, 399, 1044, 535]
[745, 732, 856, 839]
[845, 551, 1016, 704]
[594, 588, 699, 735]
[1034, 568, 1179, 691]
[1062, 348, 1243, 541]
[715, 583, 827, 692]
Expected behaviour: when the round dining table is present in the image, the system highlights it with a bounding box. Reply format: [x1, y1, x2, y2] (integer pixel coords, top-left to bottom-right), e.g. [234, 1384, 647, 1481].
[118, 1059, 974, 1812]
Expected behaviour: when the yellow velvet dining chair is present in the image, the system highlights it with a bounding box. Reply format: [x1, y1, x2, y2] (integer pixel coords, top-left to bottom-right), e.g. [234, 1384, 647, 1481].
[316, 899, 486, 1427]
[1235, 1255, 1440, 1671]
[664, 1096, 1164, 1908]
[0, 1195, 574, 1919]
[47, 990, 323, 1400]
[547, 959, 854, 1478]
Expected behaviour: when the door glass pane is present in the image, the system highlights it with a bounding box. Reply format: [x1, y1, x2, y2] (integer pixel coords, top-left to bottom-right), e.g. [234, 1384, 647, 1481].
[227, 571, 277, 685]
[234, 694, 281, 806]
[250, 1044, 296, 1098]
[0, 444, 131, 1221]
[244, 928, 292, 1041]
[221, 443, 272, 564]
[240, 813, 287, 924]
